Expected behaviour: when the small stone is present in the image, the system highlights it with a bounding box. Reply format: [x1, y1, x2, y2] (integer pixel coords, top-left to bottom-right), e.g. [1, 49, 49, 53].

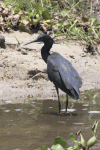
[0, 64, 3, 67]
[16, 47, 21, 51]
[80, 53, 86, 57]
[69, 55, 75, 59]
[2, 8, 9, 16]
[0, 35, 5, 48]
[21, 50, 28, 55]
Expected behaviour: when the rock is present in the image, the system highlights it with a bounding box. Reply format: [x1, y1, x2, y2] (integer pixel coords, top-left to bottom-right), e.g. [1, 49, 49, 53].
[86, 44, 97, 55]
[21, 50, 28, 55]
[0, 7, 3, 13]
[0, 2, 6, 9]
[80, 53, 86, 57]
[82, 16, 89, 22]
[0, 22, 6, 32]
[41, 24, 47, 32]
[16, 47, 21, 51]
[2, 8, 9, 16]
[14, 14, 20, 20]
[22, 20, 29, 26]
[11, 14, 20, 28]
[7, 15, 14, 21]
[18, 20, 31, 33]
[0, 16, 4, 22]
[0, 35, 5, 48]
[0, 64, 3, 67]
[69, 55, 75, 59]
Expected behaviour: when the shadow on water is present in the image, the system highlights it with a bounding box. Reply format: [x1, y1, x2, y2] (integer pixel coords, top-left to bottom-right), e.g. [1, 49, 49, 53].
[0, 89, 100, 150]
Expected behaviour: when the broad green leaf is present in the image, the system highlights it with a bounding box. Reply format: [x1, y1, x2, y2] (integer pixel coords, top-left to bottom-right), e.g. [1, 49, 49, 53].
[87, 136, 97, 148]
[42, 10, 51, 20]
[34, 2, 46, 15]
[28, 12, 35, 18]
[69, 133, 75, 140]
[25, 16, 30, 21]
[66, 146, 73, 150]
[37, 148, 41, 150]
[53, 136, 67, 148]
[51, 144, 64, 150]
[80, 133, 85, 147]
[73, 140, 84, 149]
[6, 22, 11, 28]
[95, 23, 100, 27]
[18, 23, 24, 30]
[44, 20, 51, 23]
[14, 7, 21, 13]
[72, 145, 79, 150]
[43, 20, 52, 27]
[42, 145, 48, 150]
[32, 19, 40, 25]
[36, 14, 39, 19]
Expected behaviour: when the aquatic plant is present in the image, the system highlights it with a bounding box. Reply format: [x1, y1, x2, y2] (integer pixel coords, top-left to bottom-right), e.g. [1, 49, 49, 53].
[37, 121, 98, 150]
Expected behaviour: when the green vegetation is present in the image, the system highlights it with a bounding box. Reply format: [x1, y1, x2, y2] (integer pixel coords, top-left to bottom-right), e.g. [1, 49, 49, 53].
[38, 121, 98, 150]
[3, 0, 100, 53]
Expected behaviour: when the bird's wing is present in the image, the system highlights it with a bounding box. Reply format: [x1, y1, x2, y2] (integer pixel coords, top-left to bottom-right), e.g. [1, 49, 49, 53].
[59, 58, 82, 94]
[47, 52, 82, 94]
[47, 53, 61, 83]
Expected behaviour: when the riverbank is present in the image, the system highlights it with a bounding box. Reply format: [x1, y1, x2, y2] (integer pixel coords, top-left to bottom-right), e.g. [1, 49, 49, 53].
[0, 31, 100, 103]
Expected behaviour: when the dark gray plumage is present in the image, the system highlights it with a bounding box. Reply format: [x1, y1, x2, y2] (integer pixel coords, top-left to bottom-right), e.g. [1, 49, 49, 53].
[24, 34, 82, 113]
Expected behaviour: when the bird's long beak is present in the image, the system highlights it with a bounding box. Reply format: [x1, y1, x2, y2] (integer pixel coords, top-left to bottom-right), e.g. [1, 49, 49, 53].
[23, 38, 38, 46]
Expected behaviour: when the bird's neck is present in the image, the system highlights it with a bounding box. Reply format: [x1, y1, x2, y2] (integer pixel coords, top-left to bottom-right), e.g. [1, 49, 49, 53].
[41, 39, 53, 63]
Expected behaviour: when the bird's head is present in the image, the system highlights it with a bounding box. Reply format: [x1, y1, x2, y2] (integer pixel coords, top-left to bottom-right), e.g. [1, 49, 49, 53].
[24, 34, 53, 46]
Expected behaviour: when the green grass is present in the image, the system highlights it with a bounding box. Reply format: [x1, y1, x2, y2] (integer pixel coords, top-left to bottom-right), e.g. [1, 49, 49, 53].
[4, 0, 100, 53]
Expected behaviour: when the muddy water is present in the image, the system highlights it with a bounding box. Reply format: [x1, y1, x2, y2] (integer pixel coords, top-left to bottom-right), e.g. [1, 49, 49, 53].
[0, 90, 100, 150]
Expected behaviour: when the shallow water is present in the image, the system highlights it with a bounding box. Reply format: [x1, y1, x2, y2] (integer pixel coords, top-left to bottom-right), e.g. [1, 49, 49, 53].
[0, 90, 100, 150]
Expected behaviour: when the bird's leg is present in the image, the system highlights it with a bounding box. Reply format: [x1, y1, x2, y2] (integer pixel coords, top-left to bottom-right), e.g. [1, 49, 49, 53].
[66, 94, 68, 112]
[56, 87, 61, 113]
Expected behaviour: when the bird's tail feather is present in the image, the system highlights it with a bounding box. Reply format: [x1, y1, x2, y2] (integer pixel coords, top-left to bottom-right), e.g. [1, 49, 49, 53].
[70, 88, 80, 99]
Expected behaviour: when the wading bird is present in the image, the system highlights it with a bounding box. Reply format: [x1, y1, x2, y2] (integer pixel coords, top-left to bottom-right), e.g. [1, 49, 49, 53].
[24, 34, 82, 113]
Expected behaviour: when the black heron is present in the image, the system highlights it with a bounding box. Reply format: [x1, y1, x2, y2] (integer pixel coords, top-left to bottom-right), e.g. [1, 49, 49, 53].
[24, 34, 82, 113]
